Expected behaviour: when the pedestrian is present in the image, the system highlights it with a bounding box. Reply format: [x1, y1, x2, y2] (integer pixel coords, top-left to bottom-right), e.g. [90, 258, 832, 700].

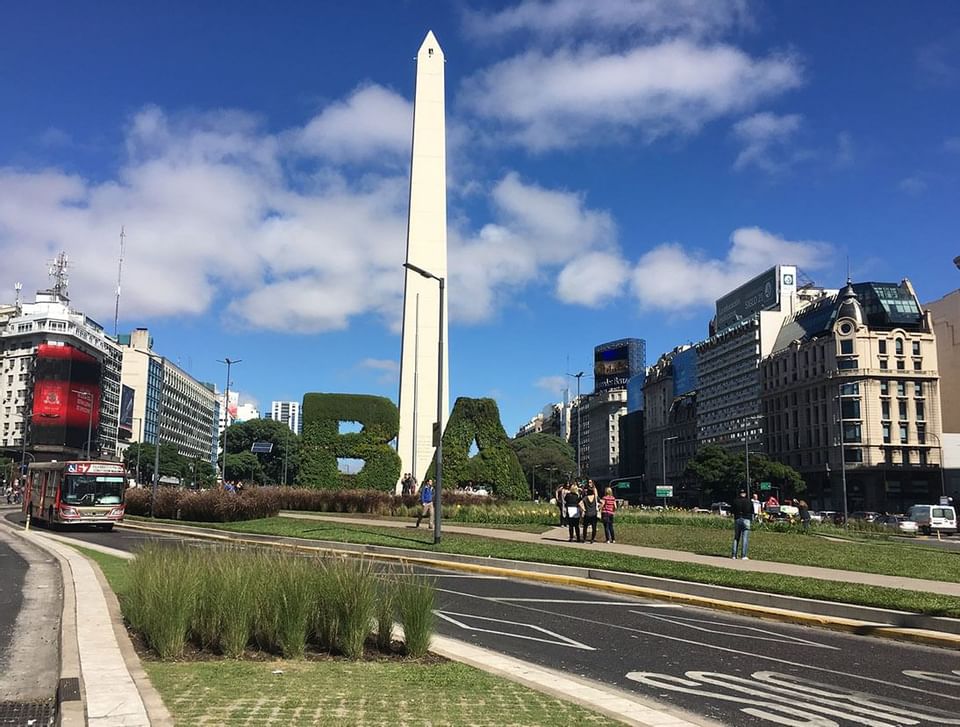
[564, 484, 583, 542]
[555, 482, 569, 526]
[799, 499, 811, 530]
[751, 493, 761, 521]
[731, 488, 753, 559]
[600, 486, 617, 543]
[581, 485, 599, 543]
[415, 479, 434, 528]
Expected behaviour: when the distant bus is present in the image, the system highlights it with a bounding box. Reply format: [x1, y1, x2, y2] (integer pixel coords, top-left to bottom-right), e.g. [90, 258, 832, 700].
[23, 460, 127, 530]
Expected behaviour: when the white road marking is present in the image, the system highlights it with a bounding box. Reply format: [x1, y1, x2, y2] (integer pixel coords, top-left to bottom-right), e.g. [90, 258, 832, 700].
[626, 670, 960, 726]
[435, 580, 960, 703]
[631, 611, 839, 650]
[425, 574, 507, 579]
[434, 610, 595, 651]
[903, 669, 960, 685]
[495, 598, 678, 606]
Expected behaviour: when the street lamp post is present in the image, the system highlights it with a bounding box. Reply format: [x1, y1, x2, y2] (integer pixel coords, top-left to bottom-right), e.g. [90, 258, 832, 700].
[151, 356, 166, 517]
[923, 430, 947, 499]
[567, 371, 585, 478]
[402, 262, 445, 545]
[218, 358, 242, 485]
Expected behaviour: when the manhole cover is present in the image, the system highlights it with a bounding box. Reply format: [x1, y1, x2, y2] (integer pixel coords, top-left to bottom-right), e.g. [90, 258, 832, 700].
[0, 700, 56, 726]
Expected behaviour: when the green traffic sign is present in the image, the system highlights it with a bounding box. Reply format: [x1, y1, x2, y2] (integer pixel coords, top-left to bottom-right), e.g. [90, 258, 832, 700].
[760, 481, 772, 491]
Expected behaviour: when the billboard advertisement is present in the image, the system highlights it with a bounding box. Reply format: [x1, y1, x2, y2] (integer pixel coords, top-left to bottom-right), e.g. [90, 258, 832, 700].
[30, 343, 102, 449]
[714, 266, 781, 330]
[118, 385, 135, 439]
[594, 338, 646, 392]
[672, 347, 698, 397]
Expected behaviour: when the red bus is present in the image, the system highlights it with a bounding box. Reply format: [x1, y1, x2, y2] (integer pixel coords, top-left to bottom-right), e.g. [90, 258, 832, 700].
[23, 460, 127, 530]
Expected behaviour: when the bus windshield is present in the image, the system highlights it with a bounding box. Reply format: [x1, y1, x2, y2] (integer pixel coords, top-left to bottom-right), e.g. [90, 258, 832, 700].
[62, 475, 125, 506]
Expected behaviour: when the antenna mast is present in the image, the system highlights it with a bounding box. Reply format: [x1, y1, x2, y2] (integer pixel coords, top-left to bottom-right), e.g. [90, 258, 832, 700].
[48, 252, 69, 301]
[114, 226, 125, 338]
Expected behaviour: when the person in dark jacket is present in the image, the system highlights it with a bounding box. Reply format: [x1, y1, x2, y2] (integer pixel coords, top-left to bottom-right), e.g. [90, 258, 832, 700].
[731, 489, 753, 559]
[564, 484, 583, 542]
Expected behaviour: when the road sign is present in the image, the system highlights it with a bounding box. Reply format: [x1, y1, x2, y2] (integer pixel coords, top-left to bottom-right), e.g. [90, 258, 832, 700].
[655, 485, 673, 498]
[760, 481, 772, 491]
[250, 441, 274, 453]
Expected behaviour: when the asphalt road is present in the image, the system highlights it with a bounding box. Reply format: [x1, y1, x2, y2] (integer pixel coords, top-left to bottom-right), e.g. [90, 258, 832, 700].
[0, 533, 26, 674]
[10, 513, 960, 727]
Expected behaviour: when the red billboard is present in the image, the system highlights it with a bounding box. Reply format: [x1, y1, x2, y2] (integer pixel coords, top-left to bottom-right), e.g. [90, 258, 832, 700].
[30, 343, 102, 449]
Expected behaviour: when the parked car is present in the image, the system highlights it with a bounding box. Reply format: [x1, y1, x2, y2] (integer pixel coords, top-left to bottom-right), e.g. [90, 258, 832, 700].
[710, 502, 731, 517]
[816, 510, 841, 525]
[849, 511, 880, 523]
[906, 504, 958, 535]
[875, 515, 919, 535]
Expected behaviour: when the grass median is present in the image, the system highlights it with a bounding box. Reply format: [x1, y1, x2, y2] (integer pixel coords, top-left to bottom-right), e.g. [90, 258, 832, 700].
[130, 516, 960, 618]
[71, 545, 619, 727]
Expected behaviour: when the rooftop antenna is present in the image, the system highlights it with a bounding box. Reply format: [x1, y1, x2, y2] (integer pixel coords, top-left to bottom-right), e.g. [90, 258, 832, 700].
[47, 251, 69, 301]
[114, 226, 125, 338]
[14, 282, 22, 310]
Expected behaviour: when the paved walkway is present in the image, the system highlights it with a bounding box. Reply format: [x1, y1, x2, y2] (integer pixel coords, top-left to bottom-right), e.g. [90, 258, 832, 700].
[280, 511, 960, 597]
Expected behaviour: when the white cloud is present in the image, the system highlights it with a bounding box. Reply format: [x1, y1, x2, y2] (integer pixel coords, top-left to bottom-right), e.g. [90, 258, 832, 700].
[464, 0, 751, 42]
[630, 226, 832, 312]
[899, 176, 927, 196]
[556, 251, 630, 307]
[535, 375, 568, 394]
[732, 111, 802, 173]
[293, 85, 412, 163]
[458, 39, 802, 151]
[360, 357, 400, 384]
[449, 173, 617, 321]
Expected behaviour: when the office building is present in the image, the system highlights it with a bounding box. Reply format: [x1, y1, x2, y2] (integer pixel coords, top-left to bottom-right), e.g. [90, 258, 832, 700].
[644, 346, 699, 500]
[925, 289, 960, 432]
[118, 329, 219, 465]
[269, 400, 302, 435]
[761, 279, 943, 511]
[0, 254, 122, 461]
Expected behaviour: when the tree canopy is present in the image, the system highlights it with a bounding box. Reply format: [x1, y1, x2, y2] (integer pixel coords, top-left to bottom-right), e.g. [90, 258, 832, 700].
[509, 433, 576, 498]
[684, 444, 806, 504]
[223, 418, 300, 485]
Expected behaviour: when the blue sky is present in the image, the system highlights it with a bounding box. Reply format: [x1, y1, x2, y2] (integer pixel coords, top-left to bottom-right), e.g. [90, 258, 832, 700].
[1, 0, 958, 436]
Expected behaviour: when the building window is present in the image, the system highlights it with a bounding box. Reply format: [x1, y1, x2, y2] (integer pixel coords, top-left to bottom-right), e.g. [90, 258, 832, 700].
[882, 401, 890, 420]
[879, 358, 888, 370]
[897, 381, 906, 397]
[843, 422, 862, 443]
[840, 382, 860, 396]
[896, 360, 905, 371]
[916, 401, 925, 421]
[878, 339, 887, 354]
[913, 359, 922, 371]
[902, 448, 911, 465]
[844, 447, 863, 463]
[895, 339, 903, 355]
[919, 449, 928, 466]
[840, 339, 854, 355]
[912, 341, 920, 356]
[917, 424, 926, 444]
[899, 401, 908, 420]
[882, 423, 891, 444]
[899, 424, 908, 443]
[880, 380, 889, 396]
[838, 358, 858, 370]
[841, 398, 861, 419]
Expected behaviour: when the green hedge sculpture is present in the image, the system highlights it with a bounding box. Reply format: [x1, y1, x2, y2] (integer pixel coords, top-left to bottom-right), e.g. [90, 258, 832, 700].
[299, 393, 401, 490]
[426, 397, 527, 500]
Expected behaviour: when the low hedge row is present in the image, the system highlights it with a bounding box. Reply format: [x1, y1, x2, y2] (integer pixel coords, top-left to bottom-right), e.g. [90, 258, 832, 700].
[123, 487, 280, 522]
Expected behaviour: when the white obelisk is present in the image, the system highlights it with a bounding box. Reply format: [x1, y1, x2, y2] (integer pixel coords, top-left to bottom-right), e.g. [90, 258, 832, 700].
[397, 31, 449, 490]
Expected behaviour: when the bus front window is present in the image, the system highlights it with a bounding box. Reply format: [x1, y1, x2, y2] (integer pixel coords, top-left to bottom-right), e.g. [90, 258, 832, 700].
[62, 475, 125, 506]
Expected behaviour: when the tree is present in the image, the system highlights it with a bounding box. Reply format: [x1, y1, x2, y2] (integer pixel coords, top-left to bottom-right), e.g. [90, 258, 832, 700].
[509, 433, 576, 498]
[684, 445, 743, 504]
[222, 418, 301, 485]
[225, 451, 263, 483]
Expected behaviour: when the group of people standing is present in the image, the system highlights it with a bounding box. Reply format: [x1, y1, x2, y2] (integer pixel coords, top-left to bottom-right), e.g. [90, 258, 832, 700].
[555, 481, 617, 544]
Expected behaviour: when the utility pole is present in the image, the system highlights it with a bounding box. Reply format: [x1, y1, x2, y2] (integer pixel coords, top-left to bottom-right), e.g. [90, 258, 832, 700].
[218, 358, 242, 483]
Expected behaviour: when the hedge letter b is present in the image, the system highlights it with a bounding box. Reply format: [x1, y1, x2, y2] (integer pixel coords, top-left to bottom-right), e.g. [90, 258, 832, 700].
[299, 393, 401, 490]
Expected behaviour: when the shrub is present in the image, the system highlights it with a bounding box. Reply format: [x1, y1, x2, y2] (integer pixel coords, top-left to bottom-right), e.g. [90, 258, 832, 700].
[374, 579, 396, 651]
[333, 558, 378, 659]
[124, 486, 280, 522]
[397, 570, 435, 658]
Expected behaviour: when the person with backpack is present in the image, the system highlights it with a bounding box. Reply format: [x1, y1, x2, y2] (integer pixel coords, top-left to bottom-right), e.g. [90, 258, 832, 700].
[415, 479, 435, 528]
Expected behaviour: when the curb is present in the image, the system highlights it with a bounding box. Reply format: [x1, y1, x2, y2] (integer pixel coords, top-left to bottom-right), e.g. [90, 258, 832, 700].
[118, 520, 960, 650]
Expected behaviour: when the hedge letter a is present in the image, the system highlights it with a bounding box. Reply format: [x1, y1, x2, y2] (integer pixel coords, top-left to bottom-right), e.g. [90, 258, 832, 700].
[299, 393, 401, 490]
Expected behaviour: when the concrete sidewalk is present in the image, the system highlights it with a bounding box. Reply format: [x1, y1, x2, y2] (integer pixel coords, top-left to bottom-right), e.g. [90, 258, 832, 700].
[280, 511, 960, 598]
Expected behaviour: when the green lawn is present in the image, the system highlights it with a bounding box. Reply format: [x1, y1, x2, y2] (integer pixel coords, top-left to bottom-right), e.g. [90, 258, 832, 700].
[145, 661, 619, 726]
[68, 545, 618, 726]
[148, 517, 960, 618]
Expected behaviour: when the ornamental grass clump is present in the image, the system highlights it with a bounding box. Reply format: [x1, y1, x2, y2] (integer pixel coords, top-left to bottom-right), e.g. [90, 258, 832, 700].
[333, 557, 378, 659]
[374, 578, 396, 651]
[397, 570, 435, 658]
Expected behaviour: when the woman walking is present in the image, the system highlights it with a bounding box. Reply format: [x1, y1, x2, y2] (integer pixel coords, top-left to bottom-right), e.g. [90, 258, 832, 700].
[564, 484, 583, 542]
[581, 485, 600, 543]
[600, 486, 617, 543]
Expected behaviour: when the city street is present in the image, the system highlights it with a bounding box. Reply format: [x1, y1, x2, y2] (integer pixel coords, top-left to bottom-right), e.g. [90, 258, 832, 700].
[11, 514, 960, 727]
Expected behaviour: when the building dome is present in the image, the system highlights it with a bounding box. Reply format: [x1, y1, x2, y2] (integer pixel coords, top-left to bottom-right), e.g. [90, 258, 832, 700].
[835, 279, 864, 327]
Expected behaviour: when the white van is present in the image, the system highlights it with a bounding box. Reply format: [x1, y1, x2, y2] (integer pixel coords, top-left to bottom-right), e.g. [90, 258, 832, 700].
[906, 504, 957, 535]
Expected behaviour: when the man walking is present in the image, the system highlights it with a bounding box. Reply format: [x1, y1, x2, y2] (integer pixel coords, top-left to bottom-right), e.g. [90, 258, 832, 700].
[731, 488, 753, 559]
[415, 479, 435, 528]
